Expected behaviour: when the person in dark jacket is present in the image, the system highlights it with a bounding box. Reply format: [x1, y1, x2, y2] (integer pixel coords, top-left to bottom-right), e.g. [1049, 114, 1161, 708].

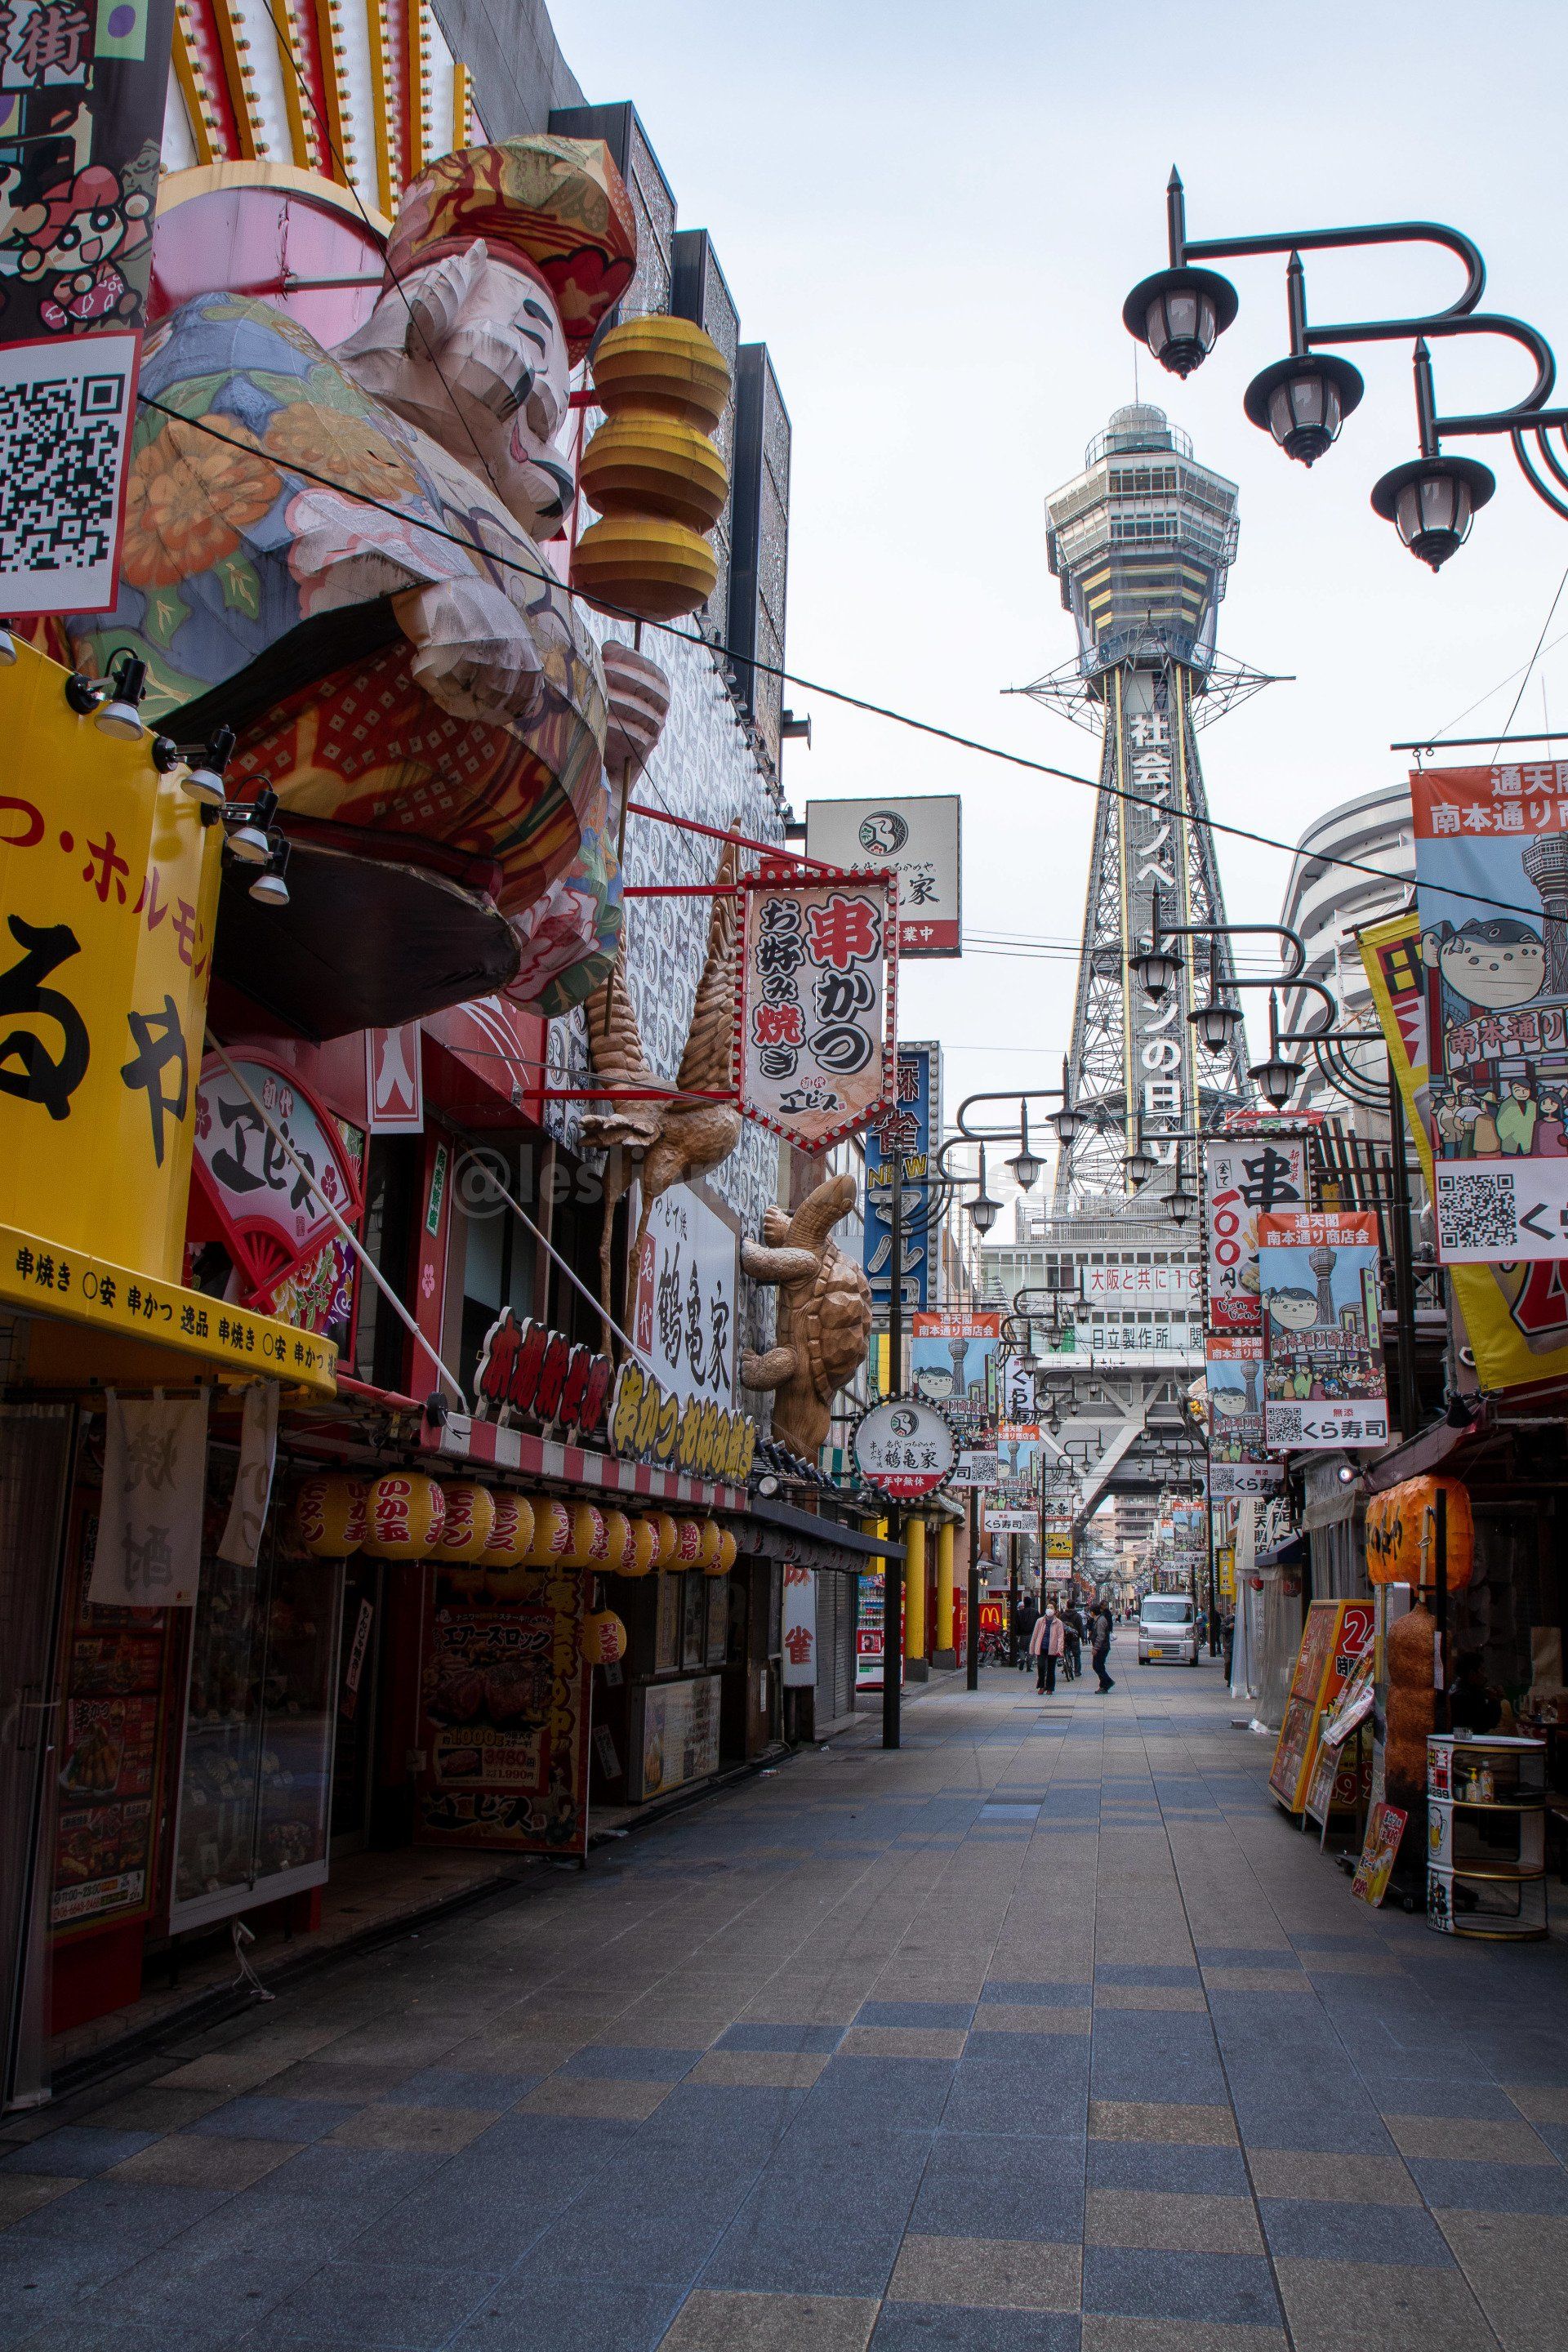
[1013, 1594, 1040, 1670]
[1090, 1601, 1116, 1693]
[1062, 1606, 1084, 1682]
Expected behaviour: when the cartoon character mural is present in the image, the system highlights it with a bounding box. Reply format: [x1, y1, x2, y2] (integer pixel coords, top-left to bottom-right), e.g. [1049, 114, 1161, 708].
[68, 135, 707, 1019]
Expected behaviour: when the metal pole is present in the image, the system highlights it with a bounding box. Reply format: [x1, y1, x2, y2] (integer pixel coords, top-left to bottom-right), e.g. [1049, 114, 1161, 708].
[966, 1488, 980, 1690]
[883, 1168, 904, 1751]
[1007, 1535, 1019, 1669]
[1386, 1071, 1421, 1441]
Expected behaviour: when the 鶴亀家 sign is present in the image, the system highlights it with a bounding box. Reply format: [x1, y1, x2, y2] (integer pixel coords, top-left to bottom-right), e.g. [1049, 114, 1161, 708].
[851, 1395, 957, 1500]
[736, 869, 897, 1151]
[804, 795, 961, 957]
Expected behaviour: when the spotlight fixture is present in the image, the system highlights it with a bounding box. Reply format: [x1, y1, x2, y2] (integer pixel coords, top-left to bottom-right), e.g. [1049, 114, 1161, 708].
[65, 651, 149, 740]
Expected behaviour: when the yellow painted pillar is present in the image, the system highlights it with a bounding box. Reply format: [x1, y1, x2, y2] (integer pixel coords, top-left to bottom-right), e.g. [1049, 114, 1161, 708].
[905, 1516, 927, 1664]
[936, 1519, 956, 1659]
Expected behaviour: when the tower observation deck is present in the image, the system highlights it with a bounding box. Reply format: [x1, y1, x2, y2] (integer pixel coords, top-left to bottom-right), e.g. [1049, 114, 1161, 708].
[1025, 404, 1255, 1204]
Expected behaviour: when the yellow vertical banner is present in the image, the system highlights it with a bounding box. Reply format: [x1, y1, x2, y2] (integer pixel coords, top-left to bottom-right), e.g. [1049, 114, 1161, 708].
[0, 646, 221, 1281]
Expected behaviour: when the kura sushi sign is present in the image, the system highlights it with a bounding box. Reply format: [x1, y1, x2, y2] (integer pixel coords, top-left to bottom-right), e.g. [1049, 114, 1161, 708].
[735, 869, 898, 1151]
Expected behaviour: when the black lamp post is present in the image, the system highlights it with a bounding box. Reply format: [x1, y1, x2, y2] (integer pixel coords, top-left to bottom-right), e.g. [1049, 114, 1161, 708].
[1122, 169, 1568, 564]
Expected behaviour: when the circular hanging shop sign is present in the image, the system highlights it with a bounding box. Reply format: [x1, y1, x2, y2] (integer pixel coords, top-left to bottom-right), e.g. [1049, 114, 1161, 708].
[851, 1395, 959, 1501]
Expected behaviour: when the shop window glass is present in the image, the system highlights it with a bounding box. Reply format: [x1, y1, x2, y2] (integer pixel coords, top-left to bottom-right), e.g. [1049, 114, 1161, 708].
[354, 1137, 419, 1393]
[171, 1507, 342, 1931]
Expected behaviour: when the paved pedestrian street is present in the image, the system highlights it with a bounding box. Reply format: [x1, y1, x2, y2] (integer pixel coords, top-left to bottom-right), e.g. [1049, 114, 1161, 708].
[4, 1655, 1567, 2352]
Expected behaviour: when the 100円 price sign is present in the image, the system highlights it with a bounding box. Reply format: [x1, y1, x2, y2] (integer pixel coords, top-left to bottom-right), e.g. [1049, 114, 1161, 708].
[735, 868, 898, 1152]
[851, 1395, 958, 1501]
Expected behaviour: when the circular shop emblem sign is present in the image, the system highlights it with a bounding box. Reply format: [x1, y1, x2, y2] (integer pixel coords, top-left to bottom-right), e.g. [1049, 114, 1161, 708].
[857, 808, 909, 858]
[851, 1394, 958, 1500]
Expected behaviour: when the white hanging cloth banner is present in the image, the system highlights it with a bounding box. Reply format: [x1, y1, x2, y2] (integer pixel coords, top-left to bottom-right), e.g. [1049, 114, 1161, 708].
[90, 1389, 208, 1609]
[782, 1563, 817, 1687]
[219, 1380, 280, 1568]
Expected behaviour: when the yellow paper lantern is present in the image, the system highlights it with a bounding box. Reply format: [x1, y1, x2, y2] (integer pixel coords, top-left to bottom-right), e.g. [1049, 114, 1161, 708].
[481, 1491, 535, 1570]
[586, 315, 730, 429]
[671, 1517, 704, 1568]
[615, 1515, 657, 1578]
[599, 1510, 635, 1575]
[644, 1511, 679, 1570]
[362, 1473, 446, 1560]
[430, 1484, 497, 1564]
[695, 1521, 724, 1572]
[582, 1608, 628, 1667]
[716, 1529, 737, 1574]
[577, 414, 728, 532]
[567, 1501, 609, 1569]
[292, 1474, 368, 1557]
[572, 514, 717, 624]
[524, 1496, 575, 1567]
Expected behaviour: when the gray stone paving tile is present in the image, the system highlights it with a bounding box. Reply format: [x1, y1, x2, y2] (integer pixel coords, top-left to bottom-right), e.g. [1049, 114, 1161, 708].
[262, 2256, 505, 2347]
[1271, 2255, 1498, 2350]
[1244, 2149, 1419, 2206]
[1087, 2189, 1262, 2255]
[887, 2233, 1080, 2310]
[1385, 2114, 1557, 2166]
[1082, 2248, 1281, 2328]
[1259, 2197, 1454, 2265]
[0, 2126, 159, 2177]
[871, 2308, 1080, 2350]
[662, 2287, 880, 2352]
[1078, 2323, 1287, 2350]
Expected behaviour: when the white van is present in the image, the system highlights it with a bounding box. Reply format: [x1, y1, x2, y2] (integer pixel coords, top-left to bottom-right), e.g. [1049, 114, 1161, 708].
[1138, 1593, 1200, 1666]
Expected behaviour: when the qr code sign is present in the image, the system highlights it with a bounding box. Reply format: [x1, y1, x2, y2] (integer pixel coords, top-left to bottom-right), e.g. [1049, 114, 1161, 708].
[0, 333, 137, 615]
[1436, 1169, 1518, 1256]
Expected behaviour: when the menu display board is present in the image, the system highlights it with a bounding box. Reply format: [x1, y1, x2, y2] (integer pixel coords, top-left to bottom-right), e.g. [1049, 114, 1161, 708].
[1268, 1599, 1375, 1815]
[416, 1561, 589, 1855]
[632, 1674, 721, 1800]
[51, 1504, 172, 1935]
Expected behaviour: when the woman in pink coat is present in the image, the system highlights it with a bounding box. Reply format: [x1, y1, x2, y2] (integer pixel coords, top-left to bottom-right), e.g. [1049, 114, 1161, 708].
[1030, 1603, 1067, 1695]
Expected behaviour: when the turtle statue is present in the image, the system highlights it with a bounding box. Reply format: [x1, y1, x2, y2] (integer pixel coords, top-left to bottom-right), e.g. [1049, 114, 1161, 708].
[740, 1171, 873, 1459]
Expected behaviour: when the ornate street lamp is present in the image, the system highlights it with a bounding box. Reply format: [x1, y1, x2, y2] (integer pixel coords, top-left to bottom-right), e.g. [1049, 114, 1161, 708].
[1006, 1102, 1042, 1193]
[1121, 172, 1566, 568]
[1370, 448, 1496, 571]
[1249, 993, 1303, 1111]
[966, 1143, 1000, 1236]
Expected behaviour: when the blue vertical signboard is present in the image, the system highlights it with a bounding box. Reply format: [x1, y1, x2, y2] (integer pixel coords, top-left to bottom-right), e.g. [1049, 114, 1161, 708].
[864, 1040, 941, 1316]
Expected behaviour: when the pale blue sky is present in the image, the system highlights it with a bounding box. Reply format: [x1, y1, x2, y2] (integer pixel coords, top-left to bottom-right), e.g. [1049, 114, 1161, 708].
[552, 1, 1568, 1141]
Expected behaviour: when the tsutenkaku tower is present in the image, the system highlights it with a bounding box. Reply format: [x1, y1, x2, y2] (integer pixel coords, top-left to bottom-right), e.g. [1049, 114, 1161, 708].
[1027, 404, 1255, 1205]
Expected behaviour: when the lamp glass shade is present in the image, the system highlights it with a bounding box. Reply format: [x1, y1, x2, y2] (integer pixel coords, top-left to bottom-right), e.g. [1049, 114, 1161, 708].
[1371, 453, 1494, 572]
[1147, 285, 1217, 376]
[968, 1194, 999, 1235]
[1134, 948, 1180, 1001]
[1194, 1000, 1241, 1050]
[1051, 1105, 1082, 1143]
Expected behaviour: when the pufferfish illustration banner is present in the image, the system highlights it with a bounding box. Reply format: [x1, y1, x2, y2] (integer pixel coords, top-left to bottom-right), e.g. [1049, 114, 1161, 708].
[1414, 761, 1568, 1263]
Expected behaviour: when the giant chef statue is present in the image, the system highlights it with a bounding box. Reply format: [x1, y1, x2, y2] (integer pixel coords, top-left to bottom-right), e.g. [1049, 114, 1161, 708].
[68, 135, 672, 1018]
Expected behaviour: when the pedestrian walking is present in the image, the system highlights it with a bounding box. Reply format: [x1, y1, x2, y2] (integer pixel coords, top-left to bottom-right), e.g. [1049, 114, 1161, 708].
[1090, 1600, 1116, 1693]
[1014, 1592, 1039, 1671]
[1063, 1604, 1083, 1682]
[1030, 1602, 1066, 1695]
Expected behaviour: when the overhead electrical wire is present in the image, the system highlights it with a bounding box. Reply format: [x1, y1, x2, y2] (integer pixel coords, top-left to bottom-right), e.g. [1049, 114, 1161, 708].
[140, 395, 1533, 932]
